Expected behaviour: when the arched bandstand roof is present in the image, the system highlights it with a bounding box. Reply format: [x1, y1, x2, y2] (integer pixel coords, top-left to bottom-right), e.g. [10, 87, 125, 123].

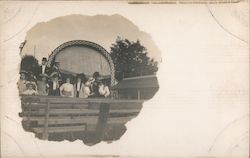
[47, 40, 115, 85]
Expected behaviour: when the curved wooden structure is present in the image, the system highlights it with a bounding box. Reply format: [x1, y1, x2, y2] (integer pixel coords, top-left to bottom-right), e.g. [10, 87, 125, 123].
[47, 40, 115, 86]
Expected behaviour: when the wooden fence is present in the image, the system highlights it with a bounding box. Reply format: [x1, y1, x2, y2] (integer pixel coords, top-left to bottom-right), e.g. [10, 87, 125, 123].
[19, 96, 143, 142]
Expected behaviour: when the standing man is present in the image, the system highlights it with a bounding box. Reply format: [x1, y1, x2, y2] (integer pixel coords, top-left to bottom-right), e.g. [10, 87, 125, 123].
[39, 57, 49, 75]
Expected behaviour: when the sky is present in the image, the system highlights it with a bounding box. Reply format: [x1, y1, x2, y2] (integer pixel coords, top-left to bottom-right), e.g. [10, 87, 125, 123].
[21, 14, 162, 63]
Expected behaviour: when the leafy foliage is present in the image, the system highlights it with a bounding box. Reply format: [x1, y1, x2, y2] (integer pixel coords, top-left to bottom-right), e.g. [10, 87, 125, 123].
[20, 55, 40, 76]
[110, 37, 158, 81]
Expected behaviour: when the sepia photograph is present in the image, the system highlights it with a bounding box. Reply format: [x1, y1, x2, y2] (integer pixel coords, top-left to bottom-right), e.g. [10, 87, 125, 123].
[17, 14, 160, 145]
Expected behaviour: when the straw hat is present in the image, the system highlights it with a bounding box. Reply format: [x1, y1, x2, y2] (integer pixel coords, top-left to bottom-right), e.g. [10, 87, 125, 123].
[50, 72, 59, 78]
[87, 77, 95, 83]
[26, 82, 35, 89]
[40, 74, 49, 78]
[85, 81, 91, 86]
[19, 70, 28, 74]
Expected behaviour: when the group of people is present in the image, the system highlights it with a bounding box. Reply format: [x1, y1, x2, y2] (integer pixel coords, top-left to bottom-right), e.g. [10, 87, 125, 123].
[17, 57, 110, 98]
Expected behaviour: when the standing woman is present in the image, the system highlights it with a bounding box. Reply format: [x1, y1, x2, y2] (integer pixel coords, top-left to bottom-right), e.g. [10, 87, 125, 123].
[37, 74, 49, 96]
[74, 74, 85, 98]
[48, 73, 60, 96]
[98, 80, 110, 98]
[82, 80, 91, 98]
[60, 76, 74, 97]
[17, 70, 27, 95]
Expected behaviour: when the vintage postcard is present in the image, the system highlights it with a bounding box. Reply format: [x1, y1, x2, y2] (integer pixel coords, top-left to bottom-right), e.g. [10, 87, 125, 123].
[0, 1, 249, 158]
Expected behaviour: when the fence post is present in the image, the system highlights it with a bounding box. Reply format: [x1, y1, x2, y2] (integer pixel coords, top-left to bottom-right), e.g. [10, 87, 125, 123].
[26, 99, 32, 130]
[42, 99, 50, 140]
[95, 103, 110, 141]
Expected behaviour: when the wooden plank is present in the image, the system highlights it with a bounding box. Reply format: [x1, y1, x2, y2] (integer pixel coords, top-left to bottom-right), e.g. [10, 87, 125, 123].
[20, 108, 140, 116]
[21, 97, 41, 103]
[87, 99, 144, 103]
[22, 103, 89, 109]
[88, 102, 142, 110]
[22, 102, 47, 110]
[109, 109, 141, 114]
[50, 103, 89, 109]
[86, 124, 97, 131]
[21, 95, 145, 103]
[107, 116, 135, 124]
[42, 98, 89, 104]
[109, 102, 142, 109]
[36, 117, 98, 125]
[42, 109, 100, 115]
[21, 109, 99, 116]
[32, 125, 86, 133]
[19, 112, 42, 116]
[23, 116, 98, 121]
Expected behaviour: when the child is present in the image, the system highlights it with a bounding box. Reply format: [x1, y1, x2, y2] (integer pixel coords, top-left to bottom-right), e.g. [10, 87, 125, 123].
[23, 82, 38, 95]
[60, 77, 74, 97]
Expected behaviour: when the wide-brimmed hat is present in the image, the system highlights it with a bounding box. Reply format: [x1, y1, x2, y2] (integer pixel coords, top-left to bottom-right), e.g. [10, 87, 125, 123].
[19, 70, 28, 74]
[26, 82, 36, 88]
[85, 81, 91, 86]
[50, 72, 59, 78]
[40, 74, 49, 78]
[93, 72, 100, 78]
[96, 76, 104, 81]
[87, 77, 95, 83]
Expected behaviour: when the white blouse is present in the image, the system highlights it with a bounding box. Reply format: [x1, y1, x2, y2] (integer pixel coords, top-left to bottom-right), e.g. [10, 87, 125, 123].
[99, 85, 110, 97]
[60, 83, 74, 97]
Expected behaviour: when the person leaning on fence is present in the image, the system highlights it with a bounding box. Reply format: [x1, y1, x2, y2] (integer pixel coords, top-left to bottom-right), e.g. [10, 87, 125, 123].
[98, 80, 110, 98]
[90, 72, 102, 97]
[23, 82, 38, 95]
[82, 80, 92, 98]
[17, 70, 28, 95]
[60, 77, 74, 97]
[48, 73, 60, 96]
[26, 71, 38, 91]
[37, 74, 49, 96]
[87, 77, 96, 97]
[74, 74, 85, 98]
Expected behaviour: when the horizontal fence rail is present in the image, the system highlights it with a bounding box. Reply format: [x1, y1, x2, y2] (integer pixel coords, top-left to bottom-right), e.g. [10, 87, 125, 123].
[19, 95, 143, 142]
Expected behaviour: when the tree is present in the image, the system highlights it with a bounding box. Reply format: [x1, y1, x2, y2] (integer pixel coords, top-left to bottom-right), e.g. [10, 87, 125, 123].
[110, 37, 158, 81]
[20, 55, 40, 76]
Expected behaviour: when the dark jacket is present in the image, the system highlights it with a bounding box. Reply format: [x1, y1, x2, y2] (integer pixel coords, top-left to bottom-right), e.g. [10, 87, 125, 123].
[48, 80, 60, 96]
[39, 65, 49, 75]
